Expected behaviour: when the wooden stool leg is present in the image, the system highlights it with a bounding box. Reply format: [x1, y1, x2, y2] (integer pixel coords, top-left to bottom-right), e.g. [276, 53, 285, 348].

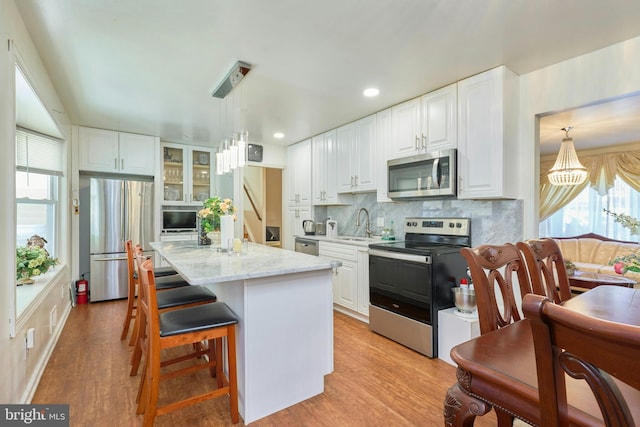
[214, 338, 223, 387]
[128, 298, 140, 346]
[228, 325, 239, 424]
[142, 344, 161, 427]
[120, 298, 135, 341]
[130, 310, 146, 376]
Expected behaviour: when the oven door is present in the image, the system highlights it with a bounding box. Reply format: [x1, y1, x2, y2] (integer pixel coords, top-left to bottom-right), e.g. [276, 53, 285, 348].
[369, 249, 432, 324]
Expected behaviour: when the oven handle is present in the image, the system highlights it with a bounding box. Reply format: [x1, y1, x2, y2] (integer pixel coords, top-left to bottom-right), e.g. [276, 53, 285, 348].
[369, 249, 432, 264]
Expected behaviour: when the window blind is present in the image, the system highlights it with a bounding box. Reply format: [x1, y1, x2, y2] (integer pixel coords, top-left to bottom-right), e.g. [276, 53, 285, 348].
[15, 128, 64, 176]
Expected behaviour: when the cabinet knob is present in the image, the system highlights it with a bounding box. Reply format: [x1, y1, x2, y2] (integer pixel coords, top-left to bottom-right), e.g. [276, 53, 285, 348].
[421, 134, 426, 150]
[415, 136, 420, 150]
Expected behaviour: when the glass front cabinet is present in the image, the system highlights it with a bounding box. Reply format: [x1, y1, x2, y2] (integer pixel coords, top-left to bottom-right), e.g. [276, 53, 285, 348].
[162, 142, 215, 206]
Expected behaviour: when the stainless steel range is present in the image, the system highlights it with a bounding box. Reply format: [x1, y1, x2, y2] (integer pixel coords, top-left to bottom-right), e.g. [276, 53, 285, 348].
[368, 217, 471, 358]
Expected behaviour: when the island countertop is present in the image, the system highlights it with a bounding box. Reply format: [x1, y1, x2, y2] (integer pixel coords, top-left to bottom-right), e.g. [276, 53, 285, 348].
[150, 240, 337, 286]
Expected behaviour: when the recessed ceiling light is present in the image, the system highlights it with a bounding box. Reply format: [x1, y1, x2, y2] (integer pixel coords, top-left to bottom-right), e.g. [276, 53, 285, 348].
[273, 132, 285, 139]
[363, 87, 380, 97]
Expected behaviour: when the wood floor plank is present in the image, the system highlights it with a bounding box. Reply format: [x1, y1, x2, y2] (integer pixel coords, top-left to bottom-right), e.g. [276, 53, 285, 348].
[32, 300, 498, 426]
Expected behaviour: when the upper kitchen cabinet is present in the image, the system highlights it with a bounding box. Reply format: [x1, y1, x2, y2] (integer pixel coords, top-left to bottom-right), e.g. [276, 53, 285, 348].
[336, 114, 376, 193]
[286, 139, 312, 206]
[390, 83, 457, 159]
[162, 142, 214, 206]
[312, 130, 352, 205]
[78, 126, 156, 175]
[457, 66, 518, 199]
[376, 108, 392, 202]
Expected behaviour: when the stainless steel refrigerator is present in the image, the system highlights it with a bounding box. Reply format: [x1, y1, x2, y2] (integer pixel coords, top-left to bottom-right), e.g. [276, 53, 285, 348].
[81, 176, 154, 302]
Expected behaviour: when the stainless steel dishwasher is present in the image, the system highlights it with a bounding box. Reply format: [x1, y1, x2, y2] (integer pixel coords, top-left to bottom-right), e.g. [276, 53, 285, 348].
[294, 237, 319, 256]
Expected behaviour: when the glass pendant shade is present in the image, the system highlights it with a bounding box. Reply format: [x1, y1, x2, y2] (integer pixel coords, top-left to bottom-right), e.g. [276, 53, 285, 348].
[229, 135, 238, 169]
[216, 150, 224, 175]
[548, 136, 588, 186]
[222, 139, 231, 174]
[237, 131, 248, 167]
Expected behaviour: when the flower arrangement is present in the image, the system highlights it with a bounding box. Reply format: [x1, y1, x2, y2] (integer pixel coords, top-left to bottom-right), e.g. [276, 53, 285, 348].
[604, 209, 640, 274]
[198, 196, 236, 232]
[16, 245, 58, 284]
[564, 259, 577, 276]
[603, 209, 640, 235]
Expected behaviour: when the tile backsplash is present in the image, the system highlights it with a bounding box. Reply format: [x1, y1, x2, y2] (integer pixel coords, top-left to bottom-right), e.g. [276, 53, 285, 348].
[313, 193, 523, 246]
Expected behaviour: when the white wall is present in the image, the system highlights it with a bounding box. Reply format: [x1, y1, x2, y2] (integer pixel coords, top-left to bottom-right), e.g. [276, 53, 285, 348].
[518, 36, 640, 238]
[0, 0, 72, 404]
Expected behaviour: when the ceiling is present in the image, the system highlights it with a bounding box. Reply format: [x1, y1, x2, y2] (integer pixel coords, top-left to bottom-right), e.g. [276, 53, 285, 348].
[14, 0, 640, 151]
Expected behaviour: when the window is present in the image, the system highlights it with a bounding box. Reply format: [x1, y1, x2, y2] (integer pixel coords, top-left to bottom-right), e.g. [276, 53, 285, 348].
[15, 129, 63, 257]
[540, 177, 640, 240]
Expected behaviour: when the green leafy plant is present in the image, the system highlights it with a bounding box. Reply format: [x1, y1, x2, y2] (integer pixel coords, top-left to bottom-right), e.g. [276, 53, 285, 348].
[16, 245, 58, 281]
[564, 259, 576, 274]
[197, 196, 236, 232]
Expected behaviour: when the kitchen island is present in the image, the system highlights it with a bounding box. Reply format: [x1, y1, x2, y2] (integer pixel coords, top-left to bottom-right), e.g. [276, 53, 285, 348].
[150, 241, 335, 424]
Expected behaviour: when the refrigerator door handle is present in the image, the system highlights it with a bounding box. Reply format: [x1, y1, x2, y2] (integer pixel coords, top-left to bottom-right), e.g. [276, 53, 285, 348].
[93, 256, 128, 261]
[121, 181, 126, 244]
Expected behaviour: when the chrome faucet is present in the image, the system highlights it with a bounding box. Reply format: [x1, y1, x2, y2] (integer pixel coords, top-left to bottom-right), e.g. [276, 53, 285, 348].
[355, 208, 372, 238]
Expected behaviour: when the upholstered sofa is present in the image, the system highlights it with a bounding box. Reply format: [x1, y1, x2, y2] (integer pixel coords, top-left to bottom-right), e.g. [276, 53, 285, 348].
[553, 233, 640, 282]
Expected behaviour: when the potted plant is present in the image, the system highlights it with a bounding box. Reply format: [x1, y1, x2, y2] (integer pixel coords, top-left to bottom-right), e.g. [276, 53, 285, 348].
[197, 196, 236, 245]
[16, 245, 58, 285]
[564, 259, 577, 276]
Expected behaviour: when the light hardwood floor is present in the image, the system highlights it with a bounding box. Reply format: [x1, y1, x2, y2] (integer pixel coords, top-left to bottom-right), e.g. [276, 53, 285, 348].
[32, 300, 498, 426]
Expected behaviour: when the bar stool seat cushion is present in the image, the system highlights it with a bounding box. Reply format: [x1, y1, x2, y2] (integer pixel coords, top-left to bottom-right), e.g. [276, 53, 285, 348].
[154, 274, 189, 290]
[152, 266, 177, 277]
[160, 302, 238, 337]
[156, 286, 217, 310]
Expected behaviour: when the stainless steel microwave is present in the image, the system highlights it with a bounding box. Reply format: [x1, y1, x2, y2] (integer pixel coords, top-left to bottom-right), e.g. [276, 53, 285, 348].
[388, 149, 457, 199]
[162, 210, 198, 232]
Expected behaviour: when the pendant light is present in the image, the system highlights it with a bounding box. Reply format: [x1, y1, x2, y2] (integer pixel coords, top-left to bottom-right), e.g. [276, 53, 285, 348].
[548, 127, 588, 186]
[214, 60, 252, 175]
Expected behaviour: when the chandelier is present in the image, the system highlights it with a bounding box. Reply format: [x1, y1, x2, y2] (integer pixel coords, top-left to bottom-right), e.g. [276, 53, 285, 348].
[548, 127, 588, 186]
[213, 61, 251, 176]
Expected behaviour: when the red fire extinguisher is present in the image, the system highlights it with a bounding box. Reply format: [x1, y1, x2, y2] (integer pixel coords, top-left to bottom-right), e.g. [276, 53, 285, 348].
[76, 275, 89, 305]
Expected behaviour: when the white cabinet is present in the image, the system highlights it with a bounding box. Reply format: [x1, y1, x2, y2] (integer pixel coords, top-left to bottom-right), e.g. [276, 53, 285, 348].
[376, 108, 392, 202]
[336, 115, 376, 193]
[357, 249, 370, 316]
[312, 131, 353, 205]
[390, 84, 457, 159]
[78, 126, 156, 175]
[457, 66, 518, 199]
[161, 143, 215, 206]
[284, 206, 312, 250]
[319, 241, 369, 321]
[286, 139, 312, 206]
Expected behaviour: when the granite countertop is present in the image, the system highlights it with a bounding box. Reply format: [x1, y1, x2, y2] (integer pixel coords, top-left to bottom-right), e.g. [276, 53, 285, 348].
[150, 241, 338, 285]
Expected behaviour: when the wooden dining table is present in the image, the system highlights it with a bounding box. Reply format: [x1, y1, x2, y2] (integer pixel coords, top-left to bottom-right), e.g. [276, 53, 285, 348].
[443, 286, 640, 426]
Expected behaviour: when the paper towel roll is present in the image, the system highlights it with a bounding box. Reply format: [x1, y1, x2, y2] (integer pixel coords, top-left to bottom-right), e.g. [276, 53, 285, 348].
[220, 215, 234, 250]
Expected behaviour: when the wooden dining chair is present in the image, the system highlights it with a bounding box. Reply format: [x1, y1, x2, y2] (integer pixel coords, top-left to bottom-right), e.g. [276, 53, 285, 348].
[523, 293, 640, 427]
[136, 257, 239, 426]
[460, 243, 533, 335]
[517, 238, 573, 304]
[461, 243, 535, 427]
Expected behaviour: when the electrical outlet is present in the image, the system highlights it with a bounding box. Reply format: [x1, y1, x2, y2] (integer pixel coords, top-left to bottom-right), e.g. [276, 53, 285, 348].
[376, 217, 385, 227]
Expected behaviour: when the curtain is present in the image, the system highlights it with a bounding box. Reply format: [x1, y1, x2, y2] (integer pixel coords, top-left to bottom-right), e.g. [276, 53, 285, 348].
[540, 146, 640, 221]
